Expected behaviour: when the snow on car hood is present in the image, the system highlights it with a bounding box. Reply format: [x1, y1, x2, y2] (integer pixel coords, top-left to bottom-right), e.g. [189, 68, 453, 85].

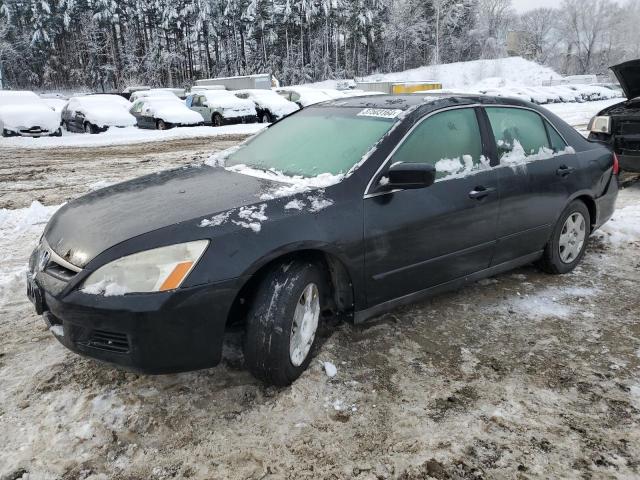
[0, 104, 60, 132]
[610, 60, 640, 99]
[150, 103, 203, 124]
[84, 106, 136, 128]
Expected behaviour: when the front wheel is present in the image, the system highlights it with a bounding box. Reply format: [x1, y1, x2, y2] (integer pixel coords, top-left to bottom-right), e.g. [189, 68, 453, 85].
[212, 113, 224, 127]
[244, 261, 326, 386]
[84, 122, 96, 134]
[261, 113, 271, 123]
[156, 119, 168, 130]
[539, 200, 590, 274]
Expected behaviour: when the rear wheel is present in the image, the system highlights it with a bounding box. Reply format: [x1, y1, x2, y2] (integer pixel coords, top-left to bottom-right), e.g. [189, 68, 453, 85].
[539, 200, 590, 274]
[212, 113, 224, 127]
[156, 119, 168, 130]
[243, 261, 326, 386]
[52, 127, 62, 137]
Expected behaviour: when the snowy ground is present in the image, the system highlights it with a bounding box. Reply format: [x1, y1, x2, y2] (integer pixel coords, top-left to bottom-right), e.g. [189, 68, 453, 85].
[0, 124, 265, 150]
[0, 102, 639, 479]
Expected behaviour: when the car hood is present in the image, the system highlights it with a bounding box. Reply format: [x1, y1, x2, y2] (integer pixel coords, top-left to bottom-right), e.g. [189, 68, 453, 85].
[43, 165, 282, 268]
[610, 60, 640, 99]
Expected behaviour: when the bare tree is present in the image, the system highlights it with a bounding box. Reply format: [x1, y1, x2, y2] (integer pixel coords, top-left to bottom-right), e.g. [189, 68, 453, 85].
[558, 0, 612, 74]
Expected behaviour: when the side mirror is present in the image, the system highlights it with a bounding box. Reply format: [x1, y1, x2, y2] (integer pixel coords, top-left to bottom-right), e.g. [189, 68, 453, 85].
[386, 162, 436, 190]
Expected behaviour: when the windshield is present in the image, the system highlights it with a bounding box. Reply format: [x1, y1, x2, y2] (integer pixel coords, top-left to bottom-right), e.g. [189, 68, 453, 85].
[225, 106, 397, 177]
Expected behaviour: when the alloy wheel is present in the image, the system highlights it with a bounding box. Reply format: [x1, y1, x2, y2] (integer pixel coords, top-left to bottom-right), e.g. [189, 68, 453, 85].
[289, 283, 320, 367]
[559, 212, 586, 264]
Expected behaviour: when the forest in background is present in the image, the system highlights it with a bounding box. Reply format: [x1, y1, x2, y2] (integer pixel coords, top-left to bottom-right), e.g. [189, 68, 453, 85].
[1, 0, 640, 91]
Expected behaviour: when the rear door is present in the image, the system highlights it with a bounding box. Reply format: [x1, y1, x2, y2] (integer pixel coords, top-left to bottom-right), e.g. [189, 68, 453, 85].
[363, 107, 500, 306]
[482, 106, 582, 264]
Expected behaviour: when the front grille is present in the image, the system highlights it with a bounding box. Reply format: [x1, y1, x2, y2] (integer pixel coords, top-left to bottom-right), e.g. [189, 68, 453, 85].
[89, 329, 130, 353]
[617, 121, 640, 135]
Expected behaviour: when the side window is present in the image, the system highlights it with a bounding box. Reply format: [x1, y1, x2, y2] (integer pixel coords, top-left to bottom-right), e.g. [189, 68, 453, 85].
[389, 108, 484, 180]
[545, 121, 567, 152]
[186, 95, 193, 107]
[131, 101, 143, 114]
[486, 107, 550, 158]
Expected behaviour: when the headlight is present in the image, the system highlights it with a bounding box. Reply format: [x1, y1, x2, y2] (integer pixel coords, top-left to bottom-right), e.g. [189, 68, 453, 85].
[81, 240, 209, 295]
[588, 115, 611, 134]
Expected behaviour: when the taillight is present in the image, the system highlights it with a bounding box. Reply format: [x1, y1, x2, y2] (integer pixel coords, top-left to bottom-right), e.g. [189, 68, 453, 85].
[612, 153, 620, 175]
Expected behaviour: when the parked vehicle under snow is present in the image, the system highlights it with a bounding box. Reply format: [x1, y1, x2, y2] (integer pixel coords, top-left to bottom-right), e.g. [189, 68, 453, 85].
[0, 91, 61, 138]
[62, 95, 137, 134]
[129, 97, 204, 130]
[185, 90, 258, 126]
[234, 89, 300, 123]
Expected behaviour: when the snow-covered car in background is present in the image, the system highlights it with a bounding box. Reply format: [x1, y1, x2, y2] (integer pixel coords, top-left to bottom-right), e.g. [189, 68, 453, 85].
[233, 89, 299, 123]
[275, 87, 334, 108]
[129, 89, 180, 103]
[186, 90, 258, 126]
[129, 97, 203, 130]
[588, 59, 640, 173]
[0, 91, 61, 137]
[61, 95, 136, 134]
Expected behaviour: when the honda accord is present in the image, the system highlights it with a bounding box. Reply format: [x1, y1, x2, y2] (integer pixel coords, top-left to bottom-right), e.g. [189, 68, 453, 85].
[27, 94, 618, 385]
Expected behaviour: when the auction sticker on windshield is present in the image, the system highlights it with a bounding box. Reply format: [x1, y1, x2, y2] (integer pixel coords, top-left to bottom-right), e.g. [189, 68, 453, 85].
[357, 108, 403, 119]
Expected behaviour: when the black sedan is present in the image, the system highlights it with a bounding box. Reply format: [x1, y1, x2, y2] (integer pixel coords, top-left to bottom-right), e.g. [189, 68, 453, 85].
[27, 95, 618, 386]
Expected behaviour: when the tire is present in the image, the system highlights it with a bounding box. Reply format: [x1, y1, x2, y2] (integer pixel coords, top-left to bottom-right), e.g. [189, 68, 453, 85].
[156, 119, 167, 130]
[261, 113, 271, 123]
[84, 122, 95, 134]
[539, 200, 590, 274]
[212, 113, 224, 127]
[61, 121, 69, 132]
[244, 260, 327, 386]
[52, 127, 62, 137]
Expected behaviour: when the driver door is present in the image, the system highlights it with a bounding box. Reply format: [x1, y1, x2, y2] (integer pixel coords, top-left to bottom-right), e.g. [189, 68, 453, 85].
[363, 107, 500, 306]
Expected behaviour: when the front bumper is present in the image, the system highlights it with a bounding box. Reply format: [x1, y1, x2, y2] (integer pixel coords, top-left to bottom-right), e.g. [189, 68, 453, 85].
[27, 272, 241, 374]
[224, 115, 259, 125]
[4, 126, 58, 137]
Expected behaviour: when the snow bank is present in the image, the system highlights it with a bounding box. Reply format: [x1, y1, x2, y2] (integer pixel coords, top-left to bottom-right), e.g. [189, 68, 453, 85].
[0, 201, 60, 309]
[66, 95, 136, 128]
[300, 57, 622, 106]
[595, 203, 640, 245]
[0, 90, 61, 133]
[0, 124, 265, 149]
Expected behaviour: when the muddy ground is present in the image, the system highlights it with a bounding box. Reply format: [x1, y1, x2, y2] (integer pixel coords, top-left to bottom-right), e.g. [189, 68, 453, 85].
[0, 139, 639, 480]
[0, 135, 249, 209]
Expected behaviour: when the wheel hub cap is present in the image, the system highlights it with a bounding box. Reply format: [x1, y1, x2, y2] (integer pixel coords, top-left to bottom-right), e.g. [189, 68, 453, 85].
[289, 283, 320, 367]
[559, 212, 586, 264]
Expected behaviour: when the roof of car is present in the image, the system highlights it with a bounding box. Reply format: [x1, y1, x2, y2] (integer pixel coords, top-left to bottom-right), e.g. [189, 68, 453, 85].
[317, 93, 534, 111]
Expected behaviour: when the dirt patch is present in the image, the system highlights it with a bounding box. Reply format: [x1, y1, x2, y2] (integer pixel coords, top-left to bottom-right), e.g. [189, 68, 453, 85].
[0, 135, 249, 209]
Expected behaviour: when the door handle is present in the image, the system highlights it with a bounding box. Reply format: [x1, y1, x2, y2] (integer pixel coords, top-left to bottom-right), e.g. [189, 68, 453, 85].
[468, 186, 495, 200]
[556, 165, 576, 177]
